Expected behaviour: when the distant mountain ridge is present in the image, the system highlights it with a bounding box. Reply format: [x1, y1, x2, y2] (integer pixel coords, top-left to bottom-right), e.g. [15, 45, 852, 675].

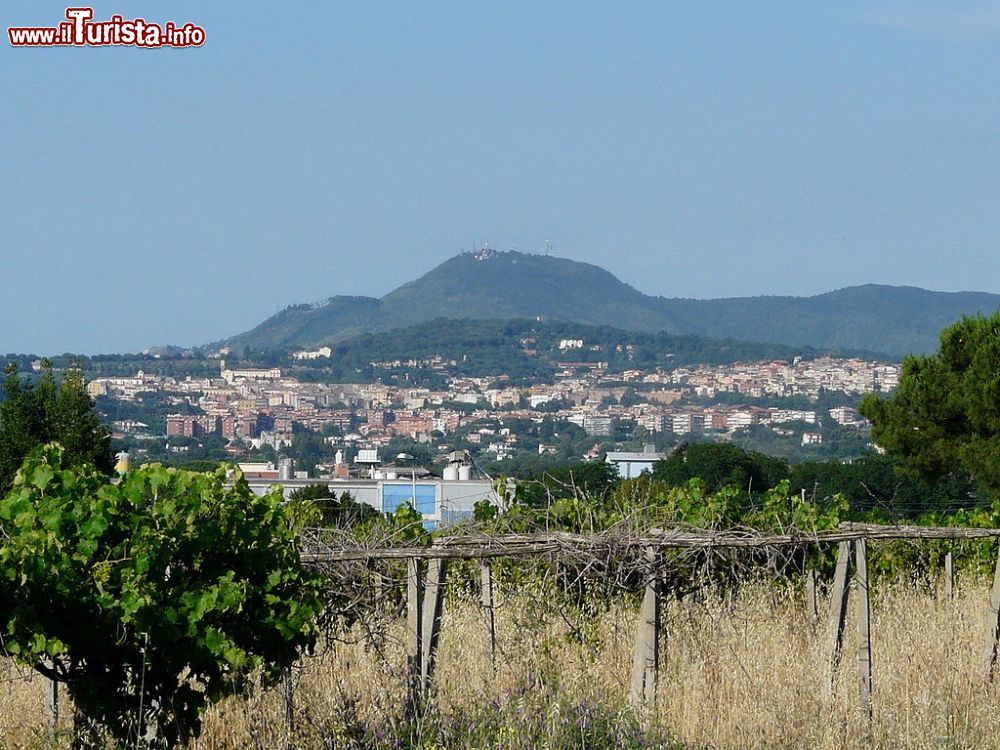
[212, 250, 1000, 357]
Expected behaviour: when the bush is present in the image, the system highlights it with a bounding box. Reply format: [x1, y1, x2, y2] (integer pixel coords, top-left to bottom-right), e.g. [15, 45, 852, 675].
[0, 445, 323, 748]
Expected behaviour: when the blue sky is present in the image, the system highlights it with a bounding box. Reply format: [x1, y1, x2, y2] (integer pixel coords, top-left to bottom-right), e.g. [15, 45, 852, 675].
[3, 2, 1000, 354]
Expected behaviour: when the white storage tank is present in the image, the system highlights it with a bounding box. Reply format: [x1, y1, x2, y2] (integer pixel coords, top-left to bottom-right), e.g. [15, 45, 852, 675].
[458, 465, 472, 481]
[373, 469, 386, 480]
[278, 458, 293, 481]
[386, 471, 398, 480]
[443, 465, 459, 481]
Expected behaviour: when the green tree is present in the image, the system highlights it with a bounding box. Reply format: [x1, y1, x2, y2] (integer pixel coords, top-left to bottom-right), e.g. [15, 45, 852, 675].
[0, 362, 111, 495]
[0, 446, 322, 748]
[287, 424, 332, 477]
[651, 443, 789, 494]
[378, 438, 433, 467]
[288, 483, 380, 528]
[517, 461, 619, 507]
[860, 313, 1000, 496]
[619, 388, 643, 407]
[789, 455, 977, 517]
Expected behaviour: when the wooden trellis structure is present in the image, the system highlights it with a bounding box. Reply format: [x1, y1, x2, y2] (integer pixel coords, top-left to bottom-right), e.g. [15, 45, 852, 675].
[301, 521, 1000, 720]
[34, 521, 1000, 744]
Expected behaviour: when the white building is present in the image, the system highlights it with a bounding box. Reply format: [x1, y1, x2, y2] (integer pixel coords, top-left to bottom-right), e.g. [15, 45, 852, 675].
[293, 347, 333, 360]
[243, 475, 498, 528]
[220, 361, 282, 384]
[583, 415, 616, 436]
[605, 446, 664, 479]
[829, 406, 866, 426]
[726, 411, 756, 430]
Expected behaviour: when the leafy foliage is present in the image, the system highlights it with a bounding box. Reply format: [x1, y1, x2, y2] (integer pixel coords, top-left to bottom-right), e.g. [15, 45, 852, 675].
[0, 446, 322, 748]
[860, 312, 1000, 497]
[275, 315, 882, 388]
[789, 454, 977, 516]
[288, 483, 381, 529]
[651, 443, 789, 495]
[285, 424, 334, 477]
[516, 462, 620, 508]
[95, 390, 204, 435]
[0, 362, 111, 496]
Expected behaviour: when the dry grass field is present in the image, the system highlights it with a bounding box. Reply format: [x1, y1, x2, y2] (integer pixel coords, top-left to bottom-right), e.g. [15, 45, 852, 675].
[3, 576, 1000, 749]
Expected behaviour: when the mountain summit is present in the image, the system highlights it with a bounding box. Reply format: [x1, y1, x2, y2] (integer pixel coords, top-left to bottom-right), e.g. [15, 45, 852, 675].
[380, 250, 676, 331]
[214, 250, 1000, 357]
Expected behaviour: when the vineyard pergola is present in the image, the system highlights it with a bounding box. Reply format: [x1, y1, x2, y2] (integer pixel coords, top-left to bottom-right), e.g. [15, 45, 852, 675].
[31, 521, 1000, 744]
[300, 521, 1000, 723]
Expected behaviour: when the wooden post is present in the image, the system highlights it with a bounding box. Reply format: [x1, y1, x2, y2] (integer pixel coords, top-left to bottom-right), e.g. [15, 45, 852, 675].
[805, 568, 820, 627]
[945, 551, 954, 601]
[629, 548, 661, 712]
[370, 559, 384, 609]
[982, 542, 1000, 681]
[480, 560, 497, 670]
[405, 557, 424, 710]
[282, 668, 295, 750]
[827, 541, 853, 683]
[420, 558, 448, 697]
[44, 675, 58, 740]
[855, 539, 873, 721]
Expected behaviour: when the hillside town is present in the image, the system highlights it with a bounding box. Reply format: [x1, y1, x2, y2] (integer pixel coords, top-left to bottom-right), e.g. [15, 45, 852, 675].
[89, 353, 898, 472]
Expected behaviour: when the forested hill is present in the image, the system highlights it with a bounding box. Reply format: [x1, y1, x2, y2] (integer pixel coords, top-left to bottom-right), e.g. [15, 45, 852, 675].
[211, 252, 675, 354]
[211, 251, 1000, 357]
[660, 285, 1000, 356]
[281, 318, 886, 384]
[3, 319, 884, 386]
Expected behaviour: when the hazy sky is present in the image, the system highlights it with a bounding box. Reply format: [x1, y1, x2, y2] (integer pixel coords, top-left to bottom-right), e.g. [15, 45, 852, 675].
[4, 2, 1000, 354]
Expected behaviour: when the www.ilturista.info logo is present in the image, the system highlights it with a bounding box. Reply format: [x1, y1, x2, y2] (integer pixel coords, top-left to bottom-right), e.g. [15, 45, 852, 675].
[8, 7, 205, 48]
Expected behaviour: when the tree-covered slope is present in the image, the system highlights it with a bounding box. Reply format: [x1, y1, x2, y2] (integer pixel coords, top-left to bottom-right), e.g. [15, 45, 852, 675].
[212, 251, 1000, 357]
[378, 251, 679, 332]
[284, 317, 883, 385]
[217, 251, 682, 353]
[217, 296, 382, 352]
[661, 285, 1000, 355]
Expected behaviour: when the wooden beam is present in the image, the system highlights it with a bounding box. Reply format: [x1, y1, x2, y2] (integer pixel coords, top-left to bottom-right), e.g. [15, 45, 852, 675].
[629, 549, 661, 713]
[828, 541, 853, 683]
[855, 539, 873, 721]
[945, 551, 954, 601]
[369, 559, 384, 610]
[480, 560, 497, 671]
[983, 542, 1000, 681]
[301, 523, 1000, 564]
[405, 557, 424, 711]
[805, 568, 820, 627]
[44, 673, 58, 741]
[282, 668, 295, 750]
[420, 558, 448, 696]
